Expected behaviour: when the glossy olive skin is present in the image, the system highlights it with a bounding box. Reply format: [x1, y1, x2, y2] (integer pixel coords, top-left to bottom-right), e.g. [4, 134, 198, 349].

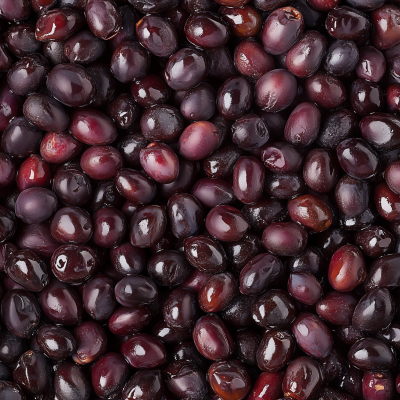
[53, 169, 92, 207]
[115, 275, 157, 307]
[242, 197, 286, 231]
[362, 371, 394, 400]
[122, 370, 164, 400]
[234, 39, 275, 82]
[288, 194, 332, 233]
[91, 353, 130, 399]
[1, 290, 41, 338]
[262, 7, 304, 55]
[252, 289, 297, 328]
[364, 254, 400, 292]
[7, 54, 49, 96]
[282, 356, 323, 400]
[348, 338, 396, 371]
[0, 330, 26, 364]
[122, 333, 167, 368]
[303, 148, 339, 193]
[35, 8, 85, 42]
[217, 77, 253, 121]
[291, 313, 333, 358]
[208, 359, 251, 400]
[193, 315, 234, 361]
[82, 274, 116, 321]
[354, 226, 394, 258]
[199, 272, 238, 312]
[38, 279, 83, 325]
[0, 381, 26, 400]
[137, 15, 178, 58]
[109, 305, 151, 335]
[374, 182, 400, 222]
[184, 235, 226, 273]
[220, 5, 262, 38]
[164, 48, 208, 91]
[13, 350, 51, 396]
[54, 362, 91, 400]
[256, 330, 295, 372]
[360, 113, 400, 152]
[352, 288, 394, 332]
[110, 242, 146, 276]
[335, 175, 370, 217]
[326, 6, 370, 40]
[162, 287, 198, 329]
[185, 11, 230, 50]
[37, 324, 76, 361]
[239, 253, 283, 296]
[50, 206, 93, 244]
[206, 205, 249, 242]
[51, 244, 97, 285]
[247, 371, 284, 400]
[5, 249, 49, 292]
[337, 138, 379, 180]
[47, 63, 96, 107]
[262, 222, 307, 256]
[167, 193, 204, 238]
[328, 244, 366, 292]
[130, 206, 167, 248]
[40, 132, 81, 164]
[255, 69, 297, 112]
[316, 291, 358, 325]
[23, 93, 70, 132]
[305, 71, 347, 110]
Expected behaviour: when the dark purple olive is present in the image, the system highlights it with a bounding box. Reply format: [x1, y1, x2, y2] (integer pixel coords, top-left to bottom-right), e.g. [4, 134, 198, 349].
[239, 253, 283, 296]
[85, 0, 121, 40]
[352, 288, 394, 332]
[208, 359, 251, 400]
[37, 324, 76, 361]
[262, 7, 304, 55]
[122, 333, 167, 368]
[337, 138, 379, 180]
[252, 289, 297, 328]
[47, 63, 96, 107]
[7, 54, 49, 96]
[91, 353, 129, 399]
[255, 69, 297, 112]
[348, 338, 396, 371]
[198, 271, 238, 312]
[193, 315, 234, 361]
[257, 330, 295, 372]
[206, 205, 249, 242]
[109, 306, 151, 336]
[13, 350, 51, 396]
[35, 8, 85, 42]
[5, 249, 49, 292]
[122, 370, 164, 400]
[316, 291, 358, 325]
[54, 362, 91, 400]
[1, 290, 40, 338]
[115, 275, 158, 306]
[15, 188, 57, 224]
[71, 320, 107, 365]
[130, 206, 167, 248]
[64, 30, 106, 64]
[164, 48, 207, 91]
[292, 312, 333, 358]
[184, 235, 227, 274]
[282, 356, 323, 400]
[23, 93, 70, 132]
[38, 279, 83, 325]
[163, 287, 198, 329]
